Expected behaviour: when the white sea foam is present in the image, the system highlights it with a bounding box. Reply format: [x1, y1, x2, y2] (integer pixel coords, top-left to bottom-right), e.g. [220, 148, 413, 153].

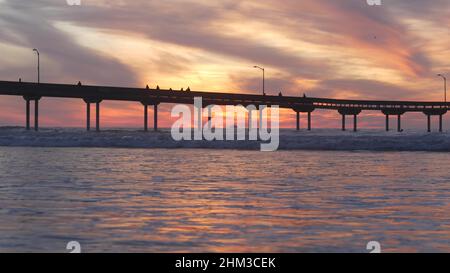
[1, 127, 450, 151]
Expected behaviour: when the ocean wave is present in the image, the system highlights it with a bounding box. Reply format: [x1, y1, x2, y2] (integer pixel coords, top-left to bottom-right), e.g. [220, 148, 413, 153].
[0, 127, 450, 151]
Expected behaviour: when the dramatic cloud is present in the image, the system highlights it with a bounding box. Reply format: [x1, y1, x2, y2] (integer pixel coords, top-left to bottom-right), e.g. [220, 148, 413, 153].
[0, 0, 448, 128]
[0, 0, 137, 85]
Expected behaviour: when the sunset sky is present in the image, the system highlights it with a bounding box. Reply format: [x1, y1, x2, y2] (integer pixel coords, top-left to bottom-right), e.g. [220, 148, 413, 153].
[0, 0, 449, 129]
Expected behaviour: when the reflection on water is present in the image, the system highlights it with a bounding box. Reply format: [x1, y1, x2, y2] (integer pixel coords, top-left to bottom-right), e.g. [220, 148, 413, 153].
[0, 147, 449, 252]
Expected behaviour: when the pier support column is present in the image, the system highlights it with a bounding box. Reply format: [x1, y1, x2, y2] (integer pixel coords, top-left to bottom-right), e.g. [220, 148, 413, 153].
[385, 115, 389, 131]
[259, 107, 264, 130]
[382, 110, 406, 132]
[86, 102, 91, 131]
[144, 104, 148, 132]
[205, 106, 213, 131]
[25, 99, 30, 130]
[96, 102, 100, 132]
[24, 96, 41, 131]
[34, 99, 39, 131]
[342, 115, 346, 131]
[248, 109, 252, 130]
[292, 106, 315, 132]
[307, 112, 311, 131]
[207, 106, 212, 123]
[83, 99, 101, 132]
[422, 109, 447, 133]
[154, 104, 158, 131]
[338, 108, 362, 132]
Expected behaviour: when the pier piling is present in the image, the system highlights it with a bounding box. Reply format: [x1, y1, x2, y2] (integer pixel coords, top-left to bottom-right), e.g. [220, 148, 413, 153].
[144, 104, 148, 132]
[23, 96, 40, 131]
[292, 106, 315, 131]
[207, 106, 212, 123]
[307, 112, 311, 131]
[25, 99, 30, 130]
[248, 109, 252, 130]
[86, 102, 91, 131]
[96, 102, 100, 132]
[84, 99, 101, 131]
[34, 99, 39, 131]
[338, 108, 361, 132]
[422, 109, 447, 133]
[258, 106, 265, 130]
[382, 110, 406, 133]
[386, 115, 389, 131]
[154, 104, 158, 131]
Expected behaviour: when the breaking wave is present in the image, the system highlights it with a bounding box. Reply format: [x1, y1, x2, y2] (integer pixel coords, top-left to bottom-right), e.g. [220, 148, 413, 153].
[1, 127, 450, 151]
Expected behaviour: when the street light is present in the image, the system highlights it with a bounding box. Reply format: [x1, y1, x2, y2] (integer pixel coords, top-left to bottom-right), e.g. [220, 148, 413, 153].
[33, 48, 40, 83]
[437, 74, 447, 103]
[253, 65, 265, 95]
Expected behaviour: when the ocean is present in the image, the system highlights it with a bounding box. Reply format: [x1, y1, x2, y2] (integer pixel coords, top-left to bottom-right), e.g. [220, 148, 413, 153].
[0, 128, 449, 252]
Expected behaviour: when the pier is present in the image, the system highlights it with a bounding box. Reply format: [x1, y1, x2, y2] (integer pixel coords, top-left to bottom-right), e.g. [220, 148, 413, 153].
[0, 80, 448, 132]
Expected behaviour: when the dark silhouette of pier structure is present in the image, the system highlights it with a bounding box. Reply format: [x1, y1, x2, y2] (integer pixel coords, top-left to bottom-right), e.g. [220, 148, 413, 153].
[0, 80, 449, 132]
